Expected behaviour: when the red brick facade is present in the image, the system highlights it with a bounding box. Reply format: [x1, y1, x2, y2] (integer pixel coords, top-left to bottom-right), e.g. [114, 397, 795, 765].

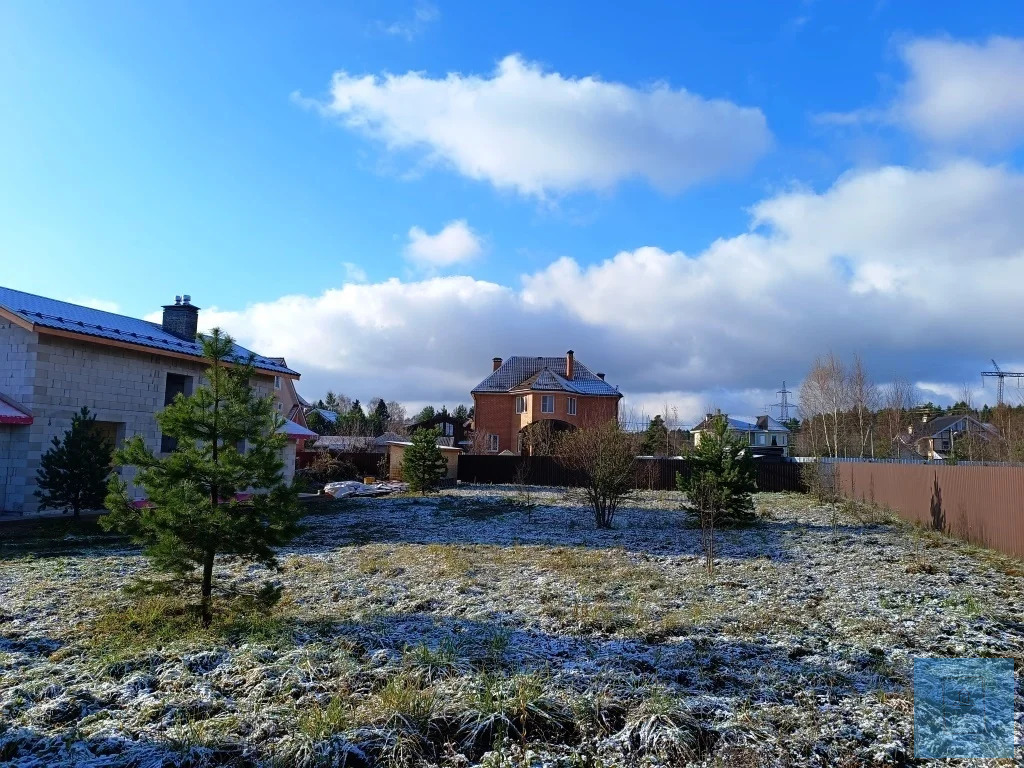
[472, 390, 620, 454]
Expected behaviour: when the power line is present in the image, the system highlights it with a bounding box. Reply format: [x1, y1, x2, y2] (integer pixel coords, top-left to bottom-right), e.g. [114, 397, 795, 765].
[981, 359, 1024, 406]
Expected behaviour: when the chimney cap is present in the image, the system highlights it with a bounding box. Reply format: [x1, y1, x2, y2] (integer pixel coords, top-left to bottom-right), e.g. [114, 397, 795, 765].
[567, 349, 574, 355]
[182, 294, 192, 305]
[174, 295, 182, 305]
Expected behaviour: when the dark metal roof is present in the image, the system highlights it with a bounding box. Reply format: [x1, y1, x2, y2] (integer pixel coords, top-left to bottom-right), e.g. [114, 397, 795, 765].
[472, 355, 620, 396]
[0, 285, 297, 376]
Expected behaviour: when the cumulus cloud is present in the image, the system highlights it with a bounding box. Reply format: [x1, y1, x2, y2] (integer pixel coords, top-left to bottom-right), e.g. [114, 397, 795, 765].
[405, 220, 483, 267]
[196, 161, 1024, 421]
[310, 54, 772, 197]
[821, 36, 1024, 150]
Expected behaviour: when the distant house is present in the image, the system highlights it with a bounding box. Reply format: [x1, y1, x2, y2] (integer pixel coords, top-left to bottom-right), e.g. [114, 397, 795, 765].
[408, 411, 469, 449]
[268, 357, 311, 429]
[471, 350, 622, 454]
[309, 432, 405, 453]
[691, 411, 791, 457]
[895, 414, 998, 460]
[384, 440, 462, 481]
[0, 287, 301, 514]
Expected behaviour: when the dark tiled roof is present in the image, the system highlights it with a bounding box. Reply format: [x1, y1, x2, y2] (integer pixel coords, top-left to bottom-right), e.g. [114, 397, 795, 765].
[472, 356, 619, 396]
[909, 415, 987, 439]
[0, 285, 296, 376]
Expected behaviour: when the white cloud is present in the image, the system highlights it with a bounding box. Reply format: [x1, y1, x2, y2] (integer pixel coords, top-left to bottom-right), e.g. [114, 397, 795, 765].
[405, 220, 483, 267]
[822, 36, 1024, 150]
[342, 262, 368, 282]
[192, 161, 1024, 420]
[379, 2, 439, 41]
[897, 36, 1024, 147]
[310, 54, 771, 197]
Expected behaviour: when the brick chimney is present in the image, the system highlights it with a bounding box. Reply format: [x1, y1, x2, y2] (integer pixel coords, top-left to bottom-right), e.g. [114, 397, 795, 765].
[596, 372, 605, 380]
[492, 357, 503, 371]
[566, 349, 574, 379]
[161, 294, 200, 342]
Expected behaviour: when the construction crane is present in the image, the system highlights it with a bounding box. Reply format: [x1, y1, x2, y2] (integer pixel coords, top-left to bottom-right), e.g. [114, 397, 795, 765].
[981, 359, 1024, 405]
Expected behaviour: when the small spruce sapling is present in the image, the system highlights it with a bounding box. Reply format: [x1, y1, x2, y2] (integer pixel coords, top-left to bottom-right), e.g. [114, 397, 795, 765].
[677, 415, 757, 526]
[403, 426, 449, 494]
[35, 406, 113, 516]
[102, 329, 301, 625]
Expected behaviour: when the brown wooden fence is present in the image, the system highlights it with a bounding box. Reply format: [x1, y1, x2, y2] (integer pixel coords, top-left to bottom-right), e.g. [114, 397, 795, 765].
[835, 462, 1024, 559]
[457, 455, 805, 493]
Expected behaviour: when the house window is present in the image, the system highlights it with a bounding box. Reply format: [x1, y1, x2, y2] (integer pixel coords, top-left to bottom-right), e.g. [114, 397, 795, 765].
[276, 402, 282, 411]
[161, 373, 193, 453]
[567, 397, 577, 416]
[541, 395, 554, 413]
[757, 433, 766, 446]
[515, 396, 526, 414]
[443, 422, 454, 437]
[487, 434, 499, 452]
[274, 376, 282, 390]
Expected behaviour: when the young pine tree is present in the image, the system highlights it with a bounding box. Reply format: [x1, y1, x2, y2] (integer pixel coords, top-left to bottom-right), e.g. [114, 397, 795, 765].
[402, 426, 448, 494]
[35, 406, 113, 516]
[102, 329, 301, 624]
[677, 415, 757, 526]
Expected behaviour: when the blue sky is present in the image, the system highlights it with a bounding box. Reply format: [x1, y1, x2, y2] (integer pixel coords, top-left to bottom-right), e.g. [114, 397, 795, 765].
[3, 1, 1024, 417]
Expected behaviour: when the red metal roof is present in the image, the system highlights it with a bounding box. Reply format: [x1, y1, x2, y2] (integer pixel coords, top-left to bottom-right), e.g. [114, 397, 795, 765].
[0, 399, 32, 425]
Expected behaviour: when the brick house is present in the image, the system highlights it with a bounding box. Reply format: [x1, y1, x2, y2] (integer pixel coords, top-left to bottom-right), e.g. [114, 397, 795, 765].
[0, 287, 303, 515]
[471, 350, 622, 454]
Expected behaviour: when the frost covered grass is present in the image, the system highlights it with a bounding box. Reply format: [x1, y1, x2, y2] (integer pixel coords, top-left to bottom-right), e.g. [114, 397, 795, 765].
[1, 487, 1022, 766]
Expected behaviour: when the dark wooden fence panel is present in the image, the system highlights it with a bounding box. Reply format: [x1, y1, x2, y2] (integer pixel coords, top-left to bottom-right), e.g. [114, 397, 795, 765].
[457, 455, 805, 493]
[836, 463, 1024, 559]
[296, 451, 384, 477]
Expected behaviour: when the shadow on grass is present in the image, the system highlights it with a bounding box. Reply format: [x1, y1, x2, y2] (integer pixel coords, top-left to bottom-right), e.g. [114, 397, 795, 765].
[0, 603, 912, 768]
[0, 514, 131, 560]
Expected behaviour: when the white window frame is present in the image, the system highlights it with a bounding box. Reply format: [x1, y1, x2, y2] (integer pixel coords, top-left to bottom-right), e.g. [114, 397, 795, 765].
[443, 422, 454, 436]
[274, 375, 282, 390]
[487, 434, 499, 452]
[567, 397, 577, 416]
[541, 395, 554, 414]
[515, 395, 526, 414]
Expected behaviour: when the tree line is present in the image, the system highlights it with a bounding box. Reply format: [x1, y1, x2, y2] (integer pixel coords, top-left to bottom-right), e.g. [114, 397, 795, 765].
[798, 352, 1024, 461]
[306, 392, 472, 438]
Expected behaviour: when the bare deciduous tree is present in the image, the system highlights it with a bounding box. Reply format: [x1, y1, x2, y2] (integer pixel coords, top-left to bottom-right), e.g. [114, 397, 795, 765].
[556, 421, 636, 529]
[385, 400, 408, 434]
[849, 354, 879, 458]
[879, 376, 914, 456]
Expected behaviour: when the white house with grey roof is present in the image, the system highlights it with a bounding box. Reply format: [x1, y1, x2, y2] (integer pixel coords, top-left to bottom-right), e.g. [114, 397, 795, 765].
[691, 411, 791, 457]
[0, 286, 306, 515]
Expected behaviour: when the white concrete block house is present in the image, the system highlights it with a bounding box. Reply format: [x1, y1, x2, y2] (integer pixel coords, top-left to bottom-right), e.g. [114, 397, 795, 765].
[0, 286, 307, 515]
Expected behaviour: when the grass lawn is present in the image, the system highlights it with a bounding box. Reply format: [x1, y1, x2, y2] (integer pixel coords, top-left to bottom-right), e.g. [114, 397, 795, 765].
[0, 488, 1021, 766]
